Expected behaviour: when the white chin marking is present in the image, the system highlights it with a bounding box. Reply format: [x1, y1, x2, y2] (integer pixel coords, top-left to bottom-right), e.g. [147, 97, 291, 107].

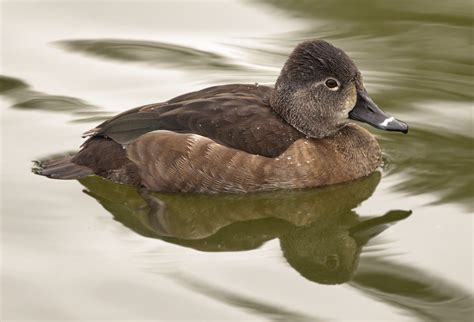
[380, 116, 395, 127]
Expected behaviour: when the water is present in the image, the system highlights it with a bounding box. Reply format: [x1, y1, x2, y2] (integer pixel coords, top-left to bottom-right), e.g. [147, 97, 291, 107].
[1, 1, 473, 321]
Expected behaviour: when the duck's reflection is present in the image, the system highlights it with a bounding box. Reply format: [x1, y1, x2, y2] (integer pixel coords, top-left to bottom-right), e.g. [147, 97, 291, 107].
[79, 171, 410, 285]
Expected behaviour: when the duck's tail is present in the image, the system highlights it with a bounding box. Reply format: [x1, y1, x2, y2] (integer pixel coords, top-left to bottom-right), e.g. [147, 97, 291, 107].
[32, 153, 94, 179]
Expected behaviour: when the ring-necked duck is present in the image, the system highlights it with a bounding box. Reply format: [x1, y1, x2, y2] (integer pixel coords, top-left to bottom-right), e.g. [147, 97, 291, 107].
[35, 40, 408, 193]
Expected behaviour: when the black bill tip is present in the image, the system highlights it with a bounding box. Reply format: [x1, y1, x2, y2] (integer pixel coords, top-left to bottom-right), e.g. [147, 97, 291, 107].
[378, 116, 409, 134]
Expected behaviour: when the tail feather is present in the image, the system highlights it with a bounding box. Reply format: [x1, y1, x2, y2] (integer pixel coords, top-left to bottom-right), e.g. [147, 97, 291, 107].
[33, 154, 94, 179]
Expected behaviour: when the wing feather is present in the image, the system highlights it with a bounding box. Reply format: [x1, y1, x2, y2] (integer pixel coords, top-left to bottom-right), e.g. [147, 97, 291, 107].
[83, 84, 303, 157]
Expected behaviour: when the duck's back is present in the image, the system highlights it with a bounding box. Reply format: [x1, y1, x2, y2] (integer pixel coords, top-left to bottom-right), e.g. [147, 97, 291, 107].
[83, 84, 304, 157]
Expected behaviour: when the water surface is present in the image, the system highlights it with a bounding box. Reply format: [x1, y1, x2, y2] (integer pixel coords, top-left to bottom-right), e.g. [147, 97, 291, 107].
[1, 1, 473, 321]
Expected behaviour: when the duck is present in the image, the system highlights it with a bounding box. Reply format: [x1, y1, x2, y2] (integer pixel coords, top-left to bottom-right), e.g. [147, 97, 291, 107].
[35, 39, 408, 193]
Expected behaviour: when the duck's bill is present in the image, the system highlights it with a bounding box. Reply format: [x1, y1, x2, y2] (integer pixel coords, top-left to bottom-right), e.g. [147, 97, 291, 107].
[349, 90, 408, 134]
[349, 210, 412, 246]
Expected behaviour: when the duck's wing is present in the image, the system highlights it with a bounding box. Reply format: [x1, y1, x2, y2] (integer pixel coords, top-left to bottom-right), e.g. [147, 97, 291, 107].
[83, 84, 304, 157]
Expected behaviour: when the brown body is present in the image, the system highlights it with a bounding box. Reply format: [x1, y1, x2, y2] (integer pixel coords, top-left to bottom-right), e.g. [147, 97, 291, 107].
[127, 125, 380, 193]
[35, 40, 406, 193]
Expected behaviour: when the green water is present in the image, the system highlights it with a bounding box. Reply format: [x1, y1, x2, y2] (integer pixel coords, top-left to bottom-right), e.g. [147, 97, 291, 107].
[1, 1, 473, 321]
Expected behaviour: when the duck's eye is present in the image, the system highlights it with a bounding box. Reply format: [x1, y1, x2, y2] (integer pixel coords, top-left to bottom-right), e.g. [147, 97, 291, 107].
[325, 79, 339, 90]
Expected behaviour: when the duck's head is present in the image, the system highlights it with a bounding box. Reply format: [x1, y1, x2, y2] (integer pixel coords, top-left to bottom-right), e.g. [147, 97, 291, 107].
[271, 40, 408, 138]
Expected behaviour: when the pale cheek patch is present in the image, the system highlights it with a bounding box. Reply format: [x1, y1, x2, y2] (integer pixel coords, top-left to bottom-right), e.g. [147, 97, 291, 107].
[380, 116, 395, 127]
[343, 87, 357, 114]
[341, 94, 357, 119]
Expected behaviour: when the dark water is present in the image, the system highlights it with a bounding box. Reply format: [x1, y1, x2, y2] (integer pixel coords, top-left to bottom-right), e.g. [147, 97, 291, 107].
[1, 1, 473, 321]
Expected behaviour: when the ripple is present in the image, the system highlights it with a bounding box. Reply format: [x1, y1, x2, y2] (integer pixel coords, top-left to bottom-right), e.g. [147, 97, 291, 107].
[0, 74, 109, 122]
[351, 256, 474, 322]
[379, 127, 473, 207]
[56, 39, 252, 72]
[0, 75, 28, 93]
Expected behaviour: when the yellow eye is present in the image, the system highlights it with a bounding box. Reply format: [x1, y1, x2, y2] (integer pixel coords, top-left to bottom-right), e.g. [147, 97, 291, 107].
[325, 79, 339, 89]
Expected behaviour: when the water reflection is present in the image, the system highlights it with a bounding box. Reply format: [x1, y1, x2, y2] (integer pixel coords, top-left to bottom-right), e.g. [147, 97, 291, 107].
[77, 173, 473, 320]
[80, 172, 408, 284]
